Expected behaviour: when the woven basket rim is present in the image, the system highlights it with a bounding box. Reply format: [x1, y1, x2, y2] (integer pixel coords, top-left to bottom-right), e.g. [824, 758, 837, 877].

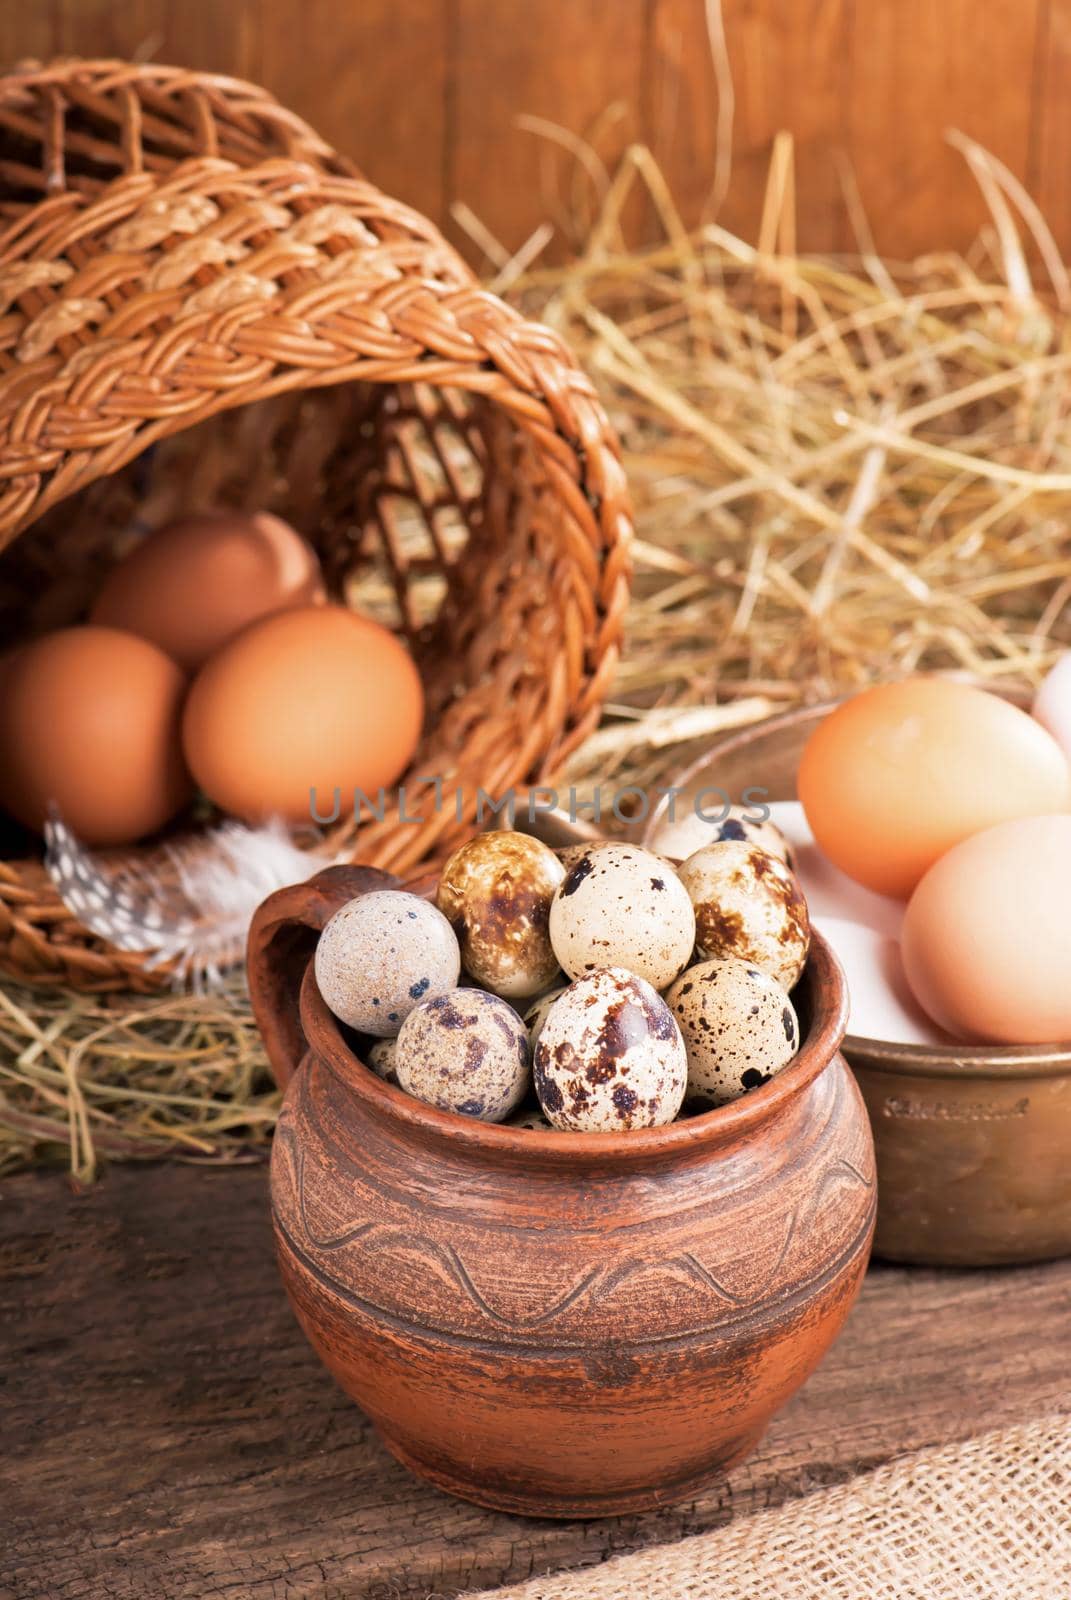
[0, 56, 633, 992]
[0, 54, 350, 162]
[6, 56, 314, 97]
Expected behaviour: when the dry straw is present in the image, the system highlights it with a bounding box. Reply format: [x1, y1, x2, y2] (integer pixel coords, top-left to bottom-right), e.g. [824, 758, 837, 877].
[4, 134, 1071, 1177]
[0, 977, 277, 1181]
[530, 133, 1071, 790]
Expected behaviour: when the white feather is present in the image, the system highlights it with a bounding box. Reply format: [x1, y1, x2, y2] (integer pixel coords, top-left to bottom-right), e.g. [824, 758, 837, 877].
[44, 811, 338, 989]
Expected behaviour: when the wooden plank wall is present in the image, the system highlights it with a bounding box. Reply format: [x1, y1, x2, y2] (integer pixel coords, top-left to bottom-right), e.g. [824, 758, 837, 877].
[0, 1, 1065, 263]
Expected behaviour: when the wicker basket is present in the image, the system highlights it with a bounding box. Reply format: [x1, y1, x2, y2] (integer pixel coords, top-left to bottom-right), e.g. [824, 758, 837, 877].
[0, 59, 632, 992]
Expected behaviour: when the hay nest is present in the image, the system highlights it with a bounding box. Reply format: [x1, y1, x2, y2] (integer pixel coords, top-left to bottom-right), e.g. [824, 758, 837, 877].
[4, 136, 1070, 1178]
[0, 980, 277, 1180]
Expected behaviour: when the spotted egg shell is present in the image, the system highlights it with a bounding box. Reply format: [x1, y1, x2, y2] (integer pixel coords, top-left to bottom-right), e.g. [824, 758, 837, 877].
[548, 843, 695, 989]
[314, 890, 460, 1037]
[507, 1106, 555, 1131]
[366, 1037, 398, 1084]
[652, 803, 795, 868]
[395, 989, 530, 1122]
[557, 840, 604, 872]
[665, 958, 799, 1107]
[436, 830, 564, 998]
[533, 967, 687, 1132]
[678, 841, 810, 990]
[522, 984, 569, 1050]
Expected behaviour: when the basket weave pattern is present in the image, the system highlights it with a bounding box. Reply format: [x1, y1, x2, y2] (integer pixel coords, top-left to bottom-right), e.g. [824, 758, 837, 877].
[0, 61, 632, 991]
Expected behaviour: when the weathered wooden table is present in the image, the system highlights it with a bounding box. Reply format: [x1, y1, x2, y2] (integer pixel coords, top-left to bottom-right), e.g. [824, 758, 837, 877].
[2, 1164, 1068, 1600]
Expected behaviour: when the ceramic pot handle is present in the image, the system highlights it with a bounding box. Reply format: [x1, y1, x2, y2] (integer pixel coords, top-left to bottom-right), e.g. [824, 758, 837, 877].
[247, 863, 400, 1090]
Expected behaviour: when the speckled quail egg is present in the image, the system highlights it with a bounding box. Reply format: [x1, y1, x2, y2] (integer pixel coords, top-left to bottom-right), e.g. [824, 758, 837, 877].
[533, 967, 687, 1132]
[557, 839, 679, 872]
[366, 1037, 398, 1084]
[652, 803, 795, 868]
[395, 989, 530, 1122]
[665, 958, 799, 1107]
[522, 984, 569, 1050]
[436, 830, 564, 998]
[548, 843, 696, 989]
[557, 840, 605, 872]
[315, 891, 460, 1037]
[678, 841, 810, 990]
[507, 1106, 555, 1131]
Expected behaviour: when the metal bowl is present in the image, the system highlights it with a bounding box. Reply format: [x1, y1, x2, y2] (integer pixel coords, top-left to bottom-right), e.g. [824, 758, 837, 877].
[641, 703, 1071, 1267]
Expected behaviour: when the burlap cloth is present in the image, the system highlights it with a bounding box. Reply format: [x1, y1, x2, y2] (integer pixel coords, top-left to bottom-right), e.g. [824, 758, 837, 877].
[461, 1413, 1070, 1600]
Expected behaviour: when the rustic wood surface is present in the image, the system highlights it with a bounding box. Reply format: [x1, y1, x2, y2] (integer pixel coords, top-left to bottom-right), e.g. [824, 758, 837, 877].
[1, 1163, 1068, 1600]
[0, 2, 1068, 260]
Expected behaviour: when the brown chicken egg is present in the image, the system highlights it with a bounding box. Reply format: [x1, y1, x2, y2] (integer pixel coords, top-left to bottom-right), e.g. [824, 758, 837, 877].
[182, 604, 424, 825]
[0, 626, 192, 845]
[436, 831, 565, 998]
[91, 509, 325, 672]
[902, 814, 1071, 1044]
[798, 677, 1071, 898]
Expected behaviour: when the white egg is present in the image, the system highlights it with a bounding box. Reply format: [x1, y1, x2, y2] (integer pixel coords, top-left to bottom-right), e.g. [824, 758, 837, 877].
[548, 843, 695, 989]
[665, 958, 799, 1107]
[533, 968, 687, 1132]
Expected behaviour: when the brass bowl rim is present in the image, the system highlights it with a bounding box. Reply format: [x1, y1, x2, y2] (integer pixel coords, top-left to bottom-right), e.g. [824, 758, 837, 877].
[643, 695, 1071, 1084]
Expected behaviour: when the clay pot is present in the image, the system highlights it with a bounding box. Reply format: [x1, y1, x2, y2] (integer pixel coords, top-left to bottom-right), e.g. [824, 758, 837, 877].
[248, 864, 876, 1518]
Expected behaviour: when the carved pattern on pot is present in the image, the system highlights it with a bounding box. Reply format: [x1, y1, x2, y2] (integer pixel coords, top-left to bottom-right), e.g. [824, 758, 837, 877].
[274, 1117, 875, 1336]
